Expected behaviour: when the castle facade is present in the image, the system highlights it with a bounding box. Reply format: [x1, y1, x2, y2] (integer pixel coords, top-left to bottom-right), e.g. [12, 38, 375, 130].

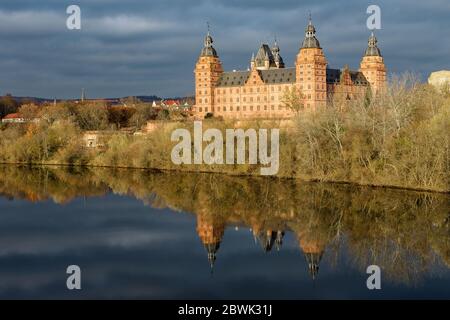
[193, 19, 386, 119]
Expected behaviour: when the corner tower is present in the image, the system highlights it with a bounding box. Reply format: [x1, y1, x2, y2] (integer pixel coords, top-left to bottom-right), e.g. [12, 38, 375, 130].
[194, 29, 223, 118]
[359, 32, 386, 94]
[295, 17, 327, 109]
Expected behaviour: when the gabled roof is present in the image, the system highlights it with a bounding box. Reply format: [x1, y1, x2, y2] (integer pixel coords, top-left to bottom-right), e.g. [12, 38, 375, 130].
[216, 68, 296, 87]
[326, 68, 369, 85]
[3, 113, 22, 119]
[254, 44, 277, 69]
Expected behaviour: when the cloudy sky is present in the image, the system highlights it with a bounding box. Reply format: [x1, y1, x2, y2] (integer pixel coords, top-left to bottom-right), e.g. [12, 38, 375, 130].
[0, 0, 449, 99]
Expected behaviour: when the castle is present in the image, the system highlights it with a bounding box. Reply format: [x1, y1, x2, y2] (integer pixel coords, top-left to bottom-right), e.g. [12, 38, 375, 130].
[193, 18, 386, 119]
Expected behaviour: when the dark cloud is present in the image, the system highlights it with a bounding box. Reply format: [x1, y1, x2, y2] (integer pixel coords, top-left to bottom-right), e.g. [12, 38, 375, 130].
[0, 0, 448, 98]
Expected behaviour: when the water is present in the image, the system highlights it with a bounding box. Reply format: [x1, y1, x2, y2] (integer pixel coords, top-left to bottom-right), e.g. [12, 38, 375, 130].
[0, 165, 448, 299]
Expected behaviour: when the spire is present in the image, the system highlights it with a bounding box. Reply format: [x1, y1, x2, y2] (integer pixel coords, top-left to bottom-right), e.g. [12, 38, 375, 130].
[271, 37, 284, 68]
[364, 31, 382, 56]
[304, 251, 324, 280]
[200, 22, 218, 57]
[205, 242, 220, 272]
[302, 15, 321, 49]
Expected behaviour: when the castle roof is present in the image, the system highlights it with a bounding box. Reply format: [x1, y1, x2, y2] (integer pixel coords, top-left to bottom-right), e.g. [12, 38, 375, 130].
[217, 68, 295, 87]
[326, 68, 369, 85]
[301, 19, 321, 49]
[364, 32, 382, 57]
[200, 32, 218, 57]
[216, 68, 368, 87]
[254, 44, 277, 69]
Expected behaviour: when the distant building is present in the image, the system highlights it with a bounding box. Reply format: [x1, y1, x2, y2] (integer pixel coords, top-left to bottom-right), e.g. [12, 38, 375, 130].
[194, 18, 387, 119]
[2, 113, 26, 123]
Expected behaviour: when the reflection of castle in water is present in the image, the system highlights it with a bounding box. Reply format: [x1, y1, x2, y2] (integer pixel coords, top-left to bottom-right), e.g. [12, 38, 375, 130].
[1, 166, 448, 285]
[195, 212, 326, 279]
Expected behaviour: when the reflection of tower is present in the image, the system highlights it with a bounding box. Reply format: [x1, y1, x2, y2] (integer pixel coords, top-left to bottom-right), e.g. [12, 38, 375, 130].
[298, 236, 326, 280]
[252, 226, 285, 252]
[196, 215, 225, 272]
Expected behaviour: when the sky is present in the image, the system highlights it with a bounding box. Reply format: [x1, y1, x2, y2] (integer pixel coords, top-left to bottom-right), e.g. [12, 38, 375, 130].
[0, 0, 449, 99]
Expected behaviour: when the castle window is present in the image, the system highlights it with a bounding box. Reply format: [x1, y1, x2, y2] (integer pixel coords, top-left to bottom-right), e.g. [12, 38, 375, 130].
[308, 84, 311, 89]
[250, 97, 253, 102]
[218, 107, 221, 112]
[237, 107, 240, 111]
[243, 106, 246, 111]
[271, 105, 275, 110]
[230, 106, 233, 111]
[205, 108, 208, 112]
[236, 97, 239, 102]
[257, 105, 260, 111]
[250, 106, 253, 111]
[223, 107, 227, 111]
[257, 97, 260, 102]
[199, 98, 202, 103]
[271, 96, 274, 101]
[199, 107, 203, 112]
[243, 97, 246, 102]
[264, 105, 267, 110]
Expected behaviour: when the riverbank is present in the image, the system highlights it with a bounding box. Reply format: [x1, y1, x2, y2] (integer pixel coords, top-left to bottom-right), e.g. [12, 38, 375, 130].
[0, 77, 449, 193]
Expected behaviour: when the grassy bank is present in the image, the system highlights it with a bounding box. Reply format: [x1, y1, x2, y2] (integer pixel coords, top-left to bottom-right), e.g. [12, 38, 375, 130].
[0, 76, 449, 192]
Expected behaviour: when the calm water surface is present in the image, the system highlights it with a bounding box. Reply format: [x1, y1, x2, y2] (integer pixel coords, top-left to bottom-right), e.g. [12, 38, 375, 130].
[0, 166, 448, 299]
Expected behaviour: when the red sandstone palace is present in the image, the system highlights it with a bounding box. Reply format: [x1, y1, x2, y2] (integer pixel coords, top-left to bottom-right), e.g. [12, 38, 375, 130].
[193, 18, 386, 119]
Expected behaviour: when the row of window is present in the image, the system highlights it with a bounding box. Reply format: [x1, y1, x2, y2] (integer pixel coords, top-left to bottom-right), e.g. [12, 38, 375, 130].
[197, 105, 287, 113]
[198, 92, 326, 104]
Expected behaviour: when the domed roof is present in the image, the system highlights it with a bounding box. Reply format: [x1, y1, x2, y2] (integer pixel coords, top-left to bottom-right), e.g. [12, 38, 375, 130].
[364, 32, 382, 56]
[200, 32, 218, 57]
[301, 19, 321, 49]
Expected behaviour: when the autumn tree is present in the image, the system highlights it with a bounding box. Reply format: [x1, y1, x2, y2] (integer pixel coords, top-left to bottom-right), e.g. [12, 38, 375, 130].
[282, 86, 305, 114]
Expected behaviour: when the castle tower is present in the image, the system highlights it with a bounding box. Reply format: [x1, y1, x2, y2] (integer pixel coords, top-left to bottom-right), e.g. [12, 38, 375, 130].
[296, 17, 327, 109]
[194, 29, 223, 118]
[271, 39, 285, 69]
[359, 32, 387, 94]
[196, 215, 225, 272]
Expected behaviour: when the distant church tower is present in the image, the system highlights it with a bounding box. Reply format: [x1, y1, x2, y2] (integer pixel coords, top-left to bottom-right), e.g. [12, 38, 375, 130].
[295, 17, 327, 109]
[359, 32, 387, 94]
[194, 27, 223, 118]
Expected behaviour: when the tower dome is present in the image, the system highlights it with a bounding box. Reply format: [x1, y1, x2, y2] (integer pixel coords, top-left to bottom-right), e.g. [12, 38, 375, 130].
[301, 17, 321, 49]
[364, 32, 382, 56]
[200, 31, 218, 57]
